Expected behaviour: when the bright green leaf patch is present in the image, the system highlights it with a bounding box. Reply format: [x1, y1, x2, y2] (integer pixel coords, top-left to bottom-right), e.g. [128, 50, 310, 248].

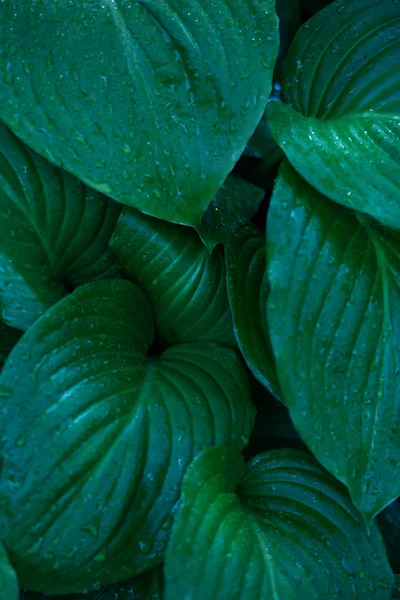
[267, 0, 400, 229]
[110, 207, 236, 347]
[0, 123, 120, 331]
[267, 160, 400, 520]
[0, 279, 254, 594]
[0, 0, 279, 226]
[165, 446, 393, 600]
[226, 221, 280, 396]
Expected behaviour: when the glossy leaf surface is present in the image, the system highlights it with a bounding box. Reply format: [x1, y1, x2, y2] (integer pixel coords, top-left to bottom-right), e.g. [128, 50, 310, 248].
[110, 208, 236, 347]
[0, 124, 120, 331]
[165, 446, 392, 599]
[267, 161, 400, 520]
[378, 499, 400, 574]
[226, 222, 279, 396]
[268, 0, 400, 229]
[0, 0, 279, 225]
[0, 280, 254, 593]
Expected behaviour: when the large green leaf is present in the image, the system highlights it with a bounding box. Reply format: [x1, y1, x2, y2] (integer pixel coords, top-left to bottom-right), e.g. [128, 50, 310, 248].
[267, 0, 400, 229]
[165, 446, 393, 600]
[110, 208, 236, 348]
[0, 123, 120, 331]
[21, 565, 164, 599]
[226, 221, 280, 396]
[267, 160, 400, 520]
[197, 175, 264, 253]
[0, 280, 254, 594]
[0, 0, 279, 226]
[0, 542, 18, 600]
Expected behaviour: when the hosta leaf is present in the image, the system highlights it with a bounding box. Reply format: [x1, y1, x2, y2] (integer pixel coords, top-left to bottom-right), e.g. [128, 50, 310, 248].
[267, 160, 400, 520]
[378, 499, 400, 574]
[226, 221, 280, 396]
[110, 208, 236, 347]
[0, 542, 18, 600]
[0, 280, 254, 594]
[267, 0, 400, 229]
[21, 565, 164, 599]
[197, 175, 264, 253]
[165, 446, 392, 600]
[0, 0, 279, 226]
[0, 124, 120, 331]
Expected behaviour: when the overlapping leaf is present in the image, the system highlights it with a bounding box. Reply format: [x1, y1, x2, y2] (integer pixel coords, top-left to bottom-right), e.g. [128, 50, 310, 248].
[0, 0, 279, 225]
[110, 208, 236, 347]
[267, 0, 400, 229]
[267, 160, 400, 520]
[165, 446, 392, 600]
[0, 280, 254, 593]
[226, 222, 279, 396]
[0, 124, 120, 331]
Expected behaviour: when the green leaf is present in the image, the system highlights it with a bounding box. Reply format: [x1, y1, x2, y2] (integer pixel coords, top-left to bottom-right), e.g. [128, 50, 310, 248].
[0, 279, 254, 594]
[0, 0, 279, 226]
[226, 221, 280, 396]
[197, 175, 264, 253]
[21, 565, 164, 599]
[378, 499, 400, 574]
[110, 208, 236, 347]
[267, 0, 400, 229]
[267, 160, 400, 520]
[165, 446, 393, 600]
[0, 323, 22, 368]
[0, 123, 120, 331]
[0, 542, 18, 600]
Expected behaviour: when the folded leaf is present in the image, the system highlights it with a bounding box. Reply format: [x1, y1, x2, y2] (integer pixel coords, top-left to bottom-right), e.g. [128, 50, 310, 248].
[197, 175, 264, 253]
[0, 0, 279, 226]
[0, 542, 18, 600]
[226, 222, 280, 396]
[267, 0, 400, 229]
[0, 280, 254, 593]
[165, 446, 392, 600]
[0, 124, 120, 331]
[110, 208, 236, 348]
[267, 160, 400, 520]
